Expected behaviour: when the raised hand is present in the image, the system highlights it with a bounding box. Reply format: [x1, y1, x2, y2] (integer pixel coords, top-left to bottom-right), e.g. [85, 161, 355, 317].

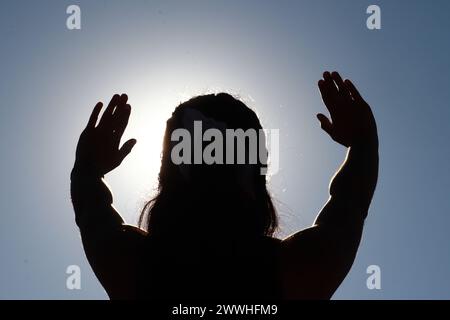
[74, 94, 136, 176]
[317, 71, 377, 147]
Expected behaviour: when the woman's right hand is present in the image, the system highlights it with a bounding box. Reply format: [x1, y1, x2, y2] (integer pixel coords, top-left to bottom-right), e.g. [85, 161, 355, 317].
[73, 94, 137, 177]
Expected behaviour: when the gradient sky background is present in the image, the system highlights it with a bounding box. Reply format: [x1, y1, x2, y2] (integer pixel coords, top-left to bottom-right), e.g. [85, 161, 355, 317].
[1, 0, 449, 299]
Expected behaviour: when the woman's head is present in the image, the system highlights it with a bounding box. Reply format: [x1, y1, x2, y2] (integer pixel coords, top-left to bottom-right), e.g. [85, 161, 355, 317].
[139, 93, 277, 238]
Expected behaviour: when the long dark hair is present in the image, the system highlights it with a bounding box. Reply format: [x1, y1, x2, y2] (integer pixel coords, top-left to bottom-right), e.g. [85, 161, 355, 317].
[139, 93, 278, 238]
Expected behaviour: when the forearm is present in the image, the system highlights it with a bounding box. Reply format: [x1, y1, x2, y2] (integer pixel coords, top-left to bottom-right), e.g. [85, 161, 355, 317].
[70, 166, 124, 231]
[315, 138, 379, 226]
[70, 167, 143, 299]
[282, 141, 377, 298]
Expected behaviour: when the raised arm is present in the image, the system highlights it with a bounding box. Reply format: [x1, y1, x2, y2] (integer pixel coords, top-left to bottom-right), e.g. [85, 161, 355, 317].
[71, 94, 146, 299]
[282, 71, 379, 299]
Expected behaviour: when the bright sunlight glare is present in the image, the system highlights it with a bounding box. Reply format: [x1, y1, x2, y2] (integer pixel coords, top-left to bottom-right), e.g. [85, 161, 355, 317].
[108, 86, 212, 224]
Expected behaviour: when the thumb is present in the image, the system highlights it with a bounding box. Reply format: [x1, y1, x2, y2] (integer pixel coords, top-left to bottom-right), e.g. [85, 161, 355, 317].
[316, 113, 333, 137]
[118, 139, 137, 163]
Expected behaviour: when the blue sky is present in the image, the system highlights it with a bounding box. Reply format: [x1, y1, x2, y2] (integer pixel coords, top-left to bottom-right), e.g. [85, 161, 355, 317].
[1, 0, 449, 299]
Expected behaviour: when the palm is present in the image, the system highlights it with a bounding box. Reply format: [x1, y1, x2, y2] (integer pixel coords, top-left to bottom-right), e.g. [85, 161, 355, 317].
[74, 94, 136, 176]
[317, 72, 377, 147]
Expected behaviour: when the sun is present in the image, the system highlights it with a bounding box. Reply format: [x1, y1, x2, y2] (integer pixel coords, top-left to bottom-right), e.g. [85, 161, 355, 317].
[122, 96, 172, 194]
[106, 87, 213, 223]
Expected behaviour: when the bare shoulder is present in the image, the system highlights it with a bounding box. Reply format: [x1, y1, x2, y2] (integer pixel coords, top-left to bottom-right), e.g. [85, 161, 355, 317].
[81, 224, 148, 299]
[254, 236, 282, 253]
[278, 225, 364, 299]
[103, 224, 148, 251]
[264, 236, 282, 245]
[120, 224, 148, 239]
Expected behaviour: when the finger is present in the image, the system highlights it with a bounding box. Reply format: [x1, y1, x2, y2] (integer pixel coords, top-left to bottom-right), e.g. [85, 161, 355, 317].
[316, 113, 333, 137]
[99, 94, 120, 128]
[86, 102, 103, 128]
[345, 79, 364, 101]
[112, 103, 132, 142]
[113, 93, 129, 114]
[331, 71, 350, 97]
[323, 71, 332, 82]
[118, 139, 137, 163]
[323, 71, 338, 95]
[318, 79, 336, 113]
[120, 93, 128, 104]
[111, 94, 129, 127]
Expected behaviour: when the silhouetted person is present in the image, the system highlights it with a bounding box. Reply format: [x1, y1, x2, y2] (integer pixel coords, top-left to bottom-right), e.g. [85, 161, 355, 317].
[70, 71, 378, 299]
